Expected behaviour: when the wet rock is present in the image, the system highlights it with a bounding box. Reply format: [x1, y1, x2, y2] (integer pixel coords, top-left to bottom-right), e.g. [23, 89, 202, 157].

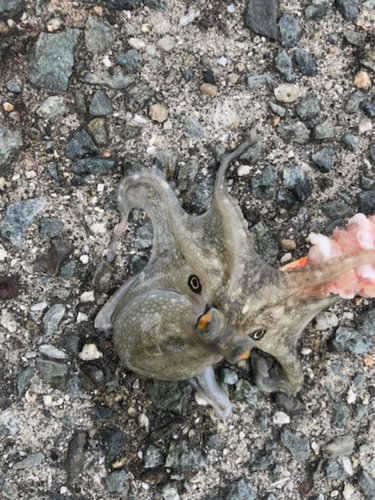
[0, 410, 19, 436]
[358, 470, 375, 499]
[322, 199, 351, 219]
[279, 15, 301, 49]
[187, 178, 214, 215]
[107, 470, 128, 493]
[116, 49, 143, 71]
[0, 123, 23, 166]
[36, 359, 68, 389]
[274, 49, 296, 83]
[341, 133, 358, 151]
[332, 325, 372, 354]
[281, 429, 310, 460]
[39, 345, 68, 360]
[144, 445, 164, 468]
[66, 129, 98, 159]
[0, 275, 19, 300]
[226, 478, 257, 500]
[247, 73, 275, 89]
[155, 150, 178, 177]
[322, 435, 355, 458]
[65, 430, 87, 484]
[315, 118, 335, 140]
[14, 452, 45, 470]
[83, 71, 134, 90]
[178, 161, 199, 191]
[165, 440, 206, 469]
[71, 157, 115, 176]
[244, 0, 278, 40]
[102, 427, 124, 463]
[37, 96, 68, 120]
[278, 121, 310, 144]
[235, 379, 259, 408]
[43, 304, 66, 335]
[87, 118, 109, 147]
[89, 91, 113, 116]
[312, 146, 334, 173]
[34, 239, 72, 276]
[104, 0, 142, 9]
[336, 0, 358, 21]
[293, 48, 318, 76]
[305, 0, 332, 19]
[250, 165, 277, 200]
[0, 0, 25, 18]
[249, 221, 278, 264]
[331, 401, 350, 427]
[17, 366, 34, 397]
[39, 217, 63, 240]
[274, 83, 300, 103]
[183, 115, 205, 138]
[325, 459, 345, 480]
[146, 380, 192, 413]
[28, 29, 80, 92]
[240, 135, 263, 164]
[296, 95, 321, 121]
[85, 15, 114, 54]
[0, 199, 44, 246]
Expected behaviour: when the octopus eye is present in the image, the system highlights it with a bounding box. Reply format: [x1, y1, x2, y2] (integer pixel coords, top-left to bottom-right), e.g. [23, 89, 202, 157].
[188, 274, 202, 293]
[250, 329, 266, 341]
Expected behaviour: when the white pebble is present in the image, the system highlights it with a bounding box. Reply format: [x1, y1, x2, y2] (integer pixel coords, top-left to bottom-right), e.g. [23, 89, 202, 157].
[227, 3, 235, 12]
[217, 56, 228, 66]
[156, 35, 175, 52]
[359, 118, 372, 134]
[0, 310, 17, 333]
[25, 170, 37, 179]
[77, 312, 88, 323]
[311, 441, 320, 455]
[273, 411, 290, 425]
[274, 84, 300, 103]
[194, 392, 209, 406]
[301, 347, 312, 355]
[346, 387, 357, 404]
[280, 252, 292, 264]
[46, 17, 63, 32]
[80, 255, 89, 264]
[179, 9, 199, 26]
[102, 55, 112, 67]
[30, 302, 48, 312]
[237, 165, 251, 176]
[79, 343, 103, 361]
[315, 311, 339, 330]
[43, 395, 53, 406]
[343, 483, 355, 500]
[138, 413, 149, 432]
[342, 458, 354, 476]
[0, 245, 8, 261]
[80, 290, 95, 303]
[128, 38, 145, 50]
[149, 103, 168, 123]
[97, 183, 105, 192]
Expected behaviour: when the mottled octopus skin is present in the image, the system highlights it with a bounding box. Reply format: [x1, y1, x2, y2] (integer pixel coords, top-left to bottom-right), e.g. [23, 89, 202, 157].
[95, 137, 375, 417]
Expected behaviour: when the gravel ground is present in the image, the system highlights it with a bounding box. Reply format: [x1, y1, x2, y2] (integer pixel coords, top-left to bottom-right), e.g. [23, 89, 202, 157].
[1, 0, 375, 499]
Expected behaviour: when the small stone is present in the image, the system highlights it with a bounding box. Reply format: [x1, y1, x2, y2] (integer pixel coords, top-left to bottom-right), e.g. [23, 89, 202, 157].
[250, 221, 278, 264]
[237, 165, 251, 177]
[0, 199, 44, 246]
[331, 401, 350, 427]
[354, 71, 371, 90]
[296, 95, 321, 121]
[165, 440, 205, 469]
[305, 0, 332, 19]
[3, 103, 14, 112]
[187, 178, 213, 214]
[279, 15, 301, 49]
[14, 452, 45, 470]
[278, 121, 310, 144]
[103, 427, 124, 463]
[36, 358, 68, 389]
[5, 79, 22, 93]
[0, 410, 19, 436]
[146, 380, 192, 413]
[37, 96, 68, 120]
[107, 470, 127, 494]
[17, 366, 34, 397]
[269, 101, 286, 117]
[363, 102, 375, 119]
[343, 484, 355, 500]
[60, 261, 76, 279]
[43, 304, 65, 335]
[178, 161, 199, 191]
[323, 435, 355, 458]
[87, 118, 109, 147]
[104, 0, 142, 10]
[341, 133, 358, 152]
[79, 344, 103, 361]
[344, 29, 366, 47]
[315, 312, 339, 330]
[0, 276, 19, 300]
[322, 199, 351, 219]
[144, 445, 164, 468]
[240, 135, 263, 164]
[71, 157, 115, 176]
[200, 83, 218, 96]
[247, 73, 275, 89]
[219, 368, 239, 385]
[89, 90, 113, 116]
[39, 217, 63, 240]
[358, 470, 375, 499]
[65, 430, 87, 485]
[226, 478, 257, 500]
[315, 118, 335, 140]
[273, 411, 290, 425]
[332, 325, 371, 354]
[360, 175, 375, 190]
[84, 15, 114, 54]
[250, 164, 277, 200]
[293, 48, 318, 76]
[116, 49, 142, 71]
[325, 460, 345, 480]
[46, 17, 63, 32]
[2, 482, 17, 500]
[274, 84, 300, 103]
[162, 484, 180, 500]
[34, 239, 72, 276]
[149, 103, 168, 122]
[39, 344, 68, 360]
[83, 71, 134, 90]
[157, 35, 175, 52]
[345, 91, 367, 114]
[128, 37, 145, 50]
[66, 129, 98, 159]
[155, 149, 178, 178]
[0, 123, 23, 166]
[312, 146, 334, 173]
[134, 221, 153, 250]
[281, 429, 310, 460]
[274, 49, 296, 83]
[280, 239, 296, 251]
[235, 379, 259, 408]
[358, 190, 375, 214]
[336, 0, 358, 21]
[244, 0, 278, 40]
[183, 115, 205, 138]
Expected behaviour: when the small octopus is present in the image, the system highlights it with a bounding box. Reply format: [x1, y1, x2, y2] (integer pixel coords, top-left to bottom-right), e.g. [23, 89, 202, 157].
[95, 136, 375, 417]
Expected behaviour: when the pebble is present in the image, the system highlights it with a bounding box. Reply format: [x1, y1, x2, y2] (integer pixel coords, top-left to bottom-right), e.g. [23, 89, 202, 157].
[37, 96, 68, 120]
[0, 123, 23, 166]
[179, 9, 200, 27]
[102, 427, 124, 463]
[278, 121, 310, 144]
[363, 102, 375, 119]
[323, 435, 355, 459]
[157, 35, 175, 52]
[325, 460, 345, 480]
[235, 379, 259, 408]
[128, 37, 145, 50]
[280, 238, 296, 250]
[237, 165, 251, 177]
[17, 366, 34, 397]
[358, 190, 375, 214]
[165, 440, 206, 469]
[46, 17, 63, 32]
[183, 115, 205, 138]
[88, 118, 109, 146]
[244, 0, 278, 40]
[146, 380, 192, 413]
[66, 129, 98, 159]
[345, 90, 367, 114]
[155, 149, 178, 178]
[343, 484, 355, 500]
[322, 199, 351, 219]
[104, 0, 142, 9]
[149, 103, 168, 122]
[0, 410, 19, 436]
[28, 29, 80, 92]
[72, 157, 115, 176]
[83, 71, 134, 90]
[274, 49, 296, 83]
[107, 470, 127, 494]
[39, 344, 68, 360]
[341, 133, 358, 152]
[178, 161, 199, 191]
[43, 304, 65, 335]
[226, 478, 257, 500]
[89, 90, 113, 116]
[247, 73, 275, 89]
[0, 199, 44, 246]
[279, 15, 301, 49]
[281, 165, 311, 205]
[36, 358, 68, 389]
[331, 401, 350, 427]
[250, 221, 278, 264]
[333, 325, 371, 354]
[354, 71, 371, 90]
[116, 49, 142, 71]
[80, 290, 95, 303]
[34, 239, 72, 276]
[65, 430, 87, 484]
[134, 221, 153, 250]
[296, 94, 321, 121]
[281, 429, 310, 460]
[0, 310, 17, 333]
[84, 15, 114, 54]
[344, 29, 366, 47]
[0, 275, 19, 300]
[315, 118, 335, 140]
[336, 0, 358, 21]
[3, 103, 14, 112]
[79, 344, 103, 361]
[39, 217, 63, 239]
[273, 411, 290, 425]
[269, 101, 286, 117]
[293, 48, 318, 76]
[0, 245, 7, 261]
[5, 79, 22, 93]
[312, 146, 334, 173]
[200, 83, 218, 96]
[315, 311, 339, 330]
[305, 0, 332, 19]
[358, 470, 375, 499]
[274, 84, 300, 103]
[144, 444, 164, 468]
[14, 452, 45, 470]
[240, 135, 263, 164]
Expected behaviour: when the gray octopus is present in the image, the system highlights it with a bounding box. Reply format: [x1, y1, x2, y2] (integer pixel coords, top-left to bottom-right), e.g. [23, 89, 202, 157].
[95, 137, 375, 417]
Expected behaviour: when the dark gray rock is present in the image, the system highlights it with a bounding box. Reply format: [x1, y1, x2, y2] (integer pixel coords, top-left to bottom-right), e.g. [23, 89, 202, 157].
[240, 135, 263, 164]
[5, 79, 22, 93]
[293, 48, 318, 76]
[183, 116, 205, 138]
[234, 380, 259, 408]
[36, 359, 68, 389]
[249, 221, 278, 264]
[87, 118, 109, 146]
[187, 178, 214, 215]
[146, 380, 192, 413]
[281, 165, 311, 205]
[279, 15, 301, 49]
[341, 133, 358, 151]
[66, 129, 98, 159]
[39, 217, 63, 239]
[14, 452, 45, 470]
[315, 118, 335, 140]
[296, 94, 321, 121]
[126, 85, 153, 111]
[43, 304, 65, 335]
[129, 255, 147, 275]
[305, 0, 332, 19]
[274, 49, 296, 82]
[0, 123, 23, 166]
[331, 401, 350, 427]
[345, 90, 367, 114]
[0, 410, 19, 436]
[213, 144, 226, 162]
[46, 161, 60, 181]
[83, 71, 134, 89]
[102, 427, 124, 463]
[85, 15, 114, 54]
[181, 67, 194, 82]
[165, 440, 206, 469]
[247, 73, 275, 89]
[332, 325, 372, 354]
[251, 164, 277, 200]
[325, 460, 345, 480]
[178, 161, 199, 191]
[358, 470, 375, 499]
[144, 0, 168, 11]
[312, 146, 334, 173]
[71, 157, 115, 176]
[335, 0, 358, 21]
[28, 29, 80, 92]
[226, 478, 257, 500]
[35, 239, 72, 276]
[269, 101, 286, 117]
[322, 435, 355, 458]
[358, 191, 375, 214]
[356, 309, 375, 336]
[244, 0, 278, 40]
[369, 145, 375, 166]
[116, 49, 143, 71]
[65, 430, 87, 484]
[322, 199, 351, 219]
[203, 69, 216, 85]
[107, 470, 128, 494]
[89, 91, 113, 116]
[104, 0, 142, 9]
[134, 221, 153, 250]
[119, 124, 139, 140]
[155, 149, 178, 178]
[17, 366, 34, 397]
[278, 121, 310, 144]
[363, 101, 375, 119]
[344, 28, 366, 47]
[281, 429, 310, 460]
[37, 96, 68, 121]
[0, 199, 44, 246]
[60, 261, 76, 280]
[144, 445, 164, 468]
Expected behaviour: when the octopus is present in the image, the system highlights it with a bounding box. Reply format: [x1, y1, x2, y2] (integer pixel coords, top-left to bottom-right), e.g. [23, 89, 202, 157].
[95, 136, 375, 417]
